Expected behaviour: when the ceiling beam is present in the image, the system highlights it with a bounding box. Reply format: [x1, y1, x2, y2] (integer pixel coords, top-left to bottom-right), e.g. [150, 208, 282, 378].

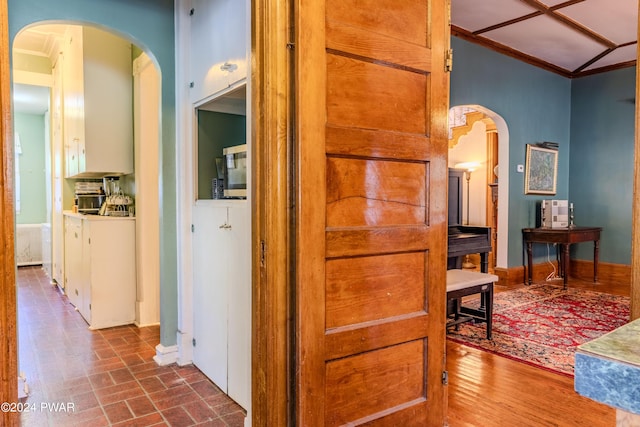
[451, 25, 572, 78]
[451, 25, 637, 79]
[520, 0, 617, 49]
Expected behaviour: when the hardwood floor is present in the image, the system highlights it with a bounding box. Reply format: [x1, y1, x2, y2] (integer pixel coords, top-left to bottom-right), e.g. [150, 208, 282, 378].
[446, 277, 628, 427]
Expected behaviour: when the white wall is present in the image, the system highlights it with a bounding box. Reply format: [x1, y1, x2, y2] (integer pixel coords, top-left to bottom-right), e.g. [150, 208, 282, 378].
[449, 120, 488, 226]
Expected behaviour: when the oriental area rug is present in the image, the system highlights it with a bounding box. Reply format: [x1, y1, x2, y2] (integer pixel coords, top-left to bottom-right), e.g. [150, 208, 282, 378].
[446, 284, 629, 377]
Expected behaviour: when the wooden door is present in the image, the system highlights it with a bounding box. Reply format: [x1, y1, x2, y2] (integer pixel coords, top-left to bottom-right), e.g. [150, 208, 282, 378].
[295, 0, 450, 424]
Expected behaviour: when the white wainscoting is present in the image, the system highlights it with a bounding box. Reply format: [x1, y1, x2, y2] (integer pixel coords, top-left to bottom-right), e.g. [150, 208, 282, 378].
[16, 224, 43, 266]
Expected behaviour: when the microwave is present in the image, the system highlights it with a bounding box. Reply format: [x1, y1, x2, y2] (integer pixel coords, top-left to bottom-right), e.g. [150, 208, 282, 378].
[76, 194, 105, 214]
[223, 144, 247, 198]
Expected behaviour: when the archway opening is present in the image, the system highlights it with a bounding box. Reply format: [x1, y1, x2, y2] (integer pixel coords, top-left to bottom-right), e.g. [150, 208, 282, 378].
[448, 104, 509, 270]
[12, 20, 162, 393]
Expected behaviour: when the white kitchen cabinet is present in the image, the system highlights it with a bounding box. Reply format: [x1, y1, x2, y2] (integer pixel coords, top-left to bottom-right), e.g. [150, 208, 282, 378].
[192, 199, 250, 409]
[64, 215, 83, 308]
[64, 212, 136, 329]
[189, 0, 248, 104]
[63, 26, 133, 178]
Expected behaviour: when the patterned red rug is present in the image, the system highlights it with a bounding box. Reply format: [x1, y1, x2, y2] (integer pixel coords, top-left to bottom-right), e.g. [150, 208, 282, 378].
[447, 284, 629, 377]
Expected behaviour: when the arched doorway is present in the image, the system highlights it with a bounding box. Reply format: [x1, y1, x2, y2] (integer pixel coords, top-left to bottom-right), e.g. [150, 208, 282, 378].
[11, 20, 161, 392]
[448, 104, 509, 271]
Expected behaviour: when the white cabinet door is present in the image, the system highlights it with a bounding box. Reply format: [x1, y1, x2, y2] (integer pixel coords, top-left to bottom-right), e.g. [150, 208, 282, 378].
[62, 26, 133, 178]
[85, 218, 137, 330]
[192, 202, 231, 392]
[82, 27, 133, 175]
[225, 202, 250, 409]
[189, 0, 248, 104]
[192, 201, 250, 410]
[63, 26, 83, 178]
[80, 220, 92, 323]
[64, 216, 83, 308]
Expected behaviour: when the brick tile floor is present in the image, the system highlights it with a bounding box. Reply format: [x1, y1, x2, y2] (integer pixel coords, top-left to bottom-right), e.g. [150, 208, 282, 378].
[17, 266, 246, 427]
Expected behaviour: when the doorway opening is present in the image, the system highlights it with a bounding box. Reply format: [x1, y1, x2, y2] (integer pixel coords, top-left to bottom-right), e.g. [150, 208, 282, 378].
[448, 105, 509, 271]
[12, 20, 162, 394]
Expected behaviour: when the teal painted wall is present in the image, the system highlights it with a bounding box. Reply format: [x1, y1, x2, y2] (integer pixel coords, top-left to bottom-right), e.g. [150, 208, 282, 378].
[8, 0, 177, 346]
[450, 37, 572, 267]
[197, 111, 247, 200]
[14, 113, 47, 224]
[570, 68, 636, 264]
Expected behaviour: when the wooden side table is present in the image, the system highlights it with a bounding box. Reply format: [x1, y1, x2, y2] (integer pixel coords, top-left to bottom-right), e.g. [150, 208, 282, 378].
[522, 226, 602, 289]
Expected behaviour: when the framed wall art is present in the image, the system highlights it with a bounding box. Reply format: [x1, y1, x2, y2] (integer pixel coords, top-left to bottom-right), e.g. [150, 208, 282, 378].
[524, 144, 558, 195]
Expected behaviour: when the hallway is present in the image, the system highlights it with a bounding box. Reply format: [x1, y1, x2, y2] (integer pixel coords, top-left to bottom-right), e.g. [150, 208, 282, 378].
[16, 266, 245, 427]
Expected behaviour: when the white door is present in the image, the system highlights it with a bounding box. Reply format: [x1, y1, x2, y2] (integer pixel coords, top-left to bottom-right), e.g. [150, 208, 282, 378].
[64, 216, 83, 308]
[192, 202, 230, 391]
[225, 202, 250, 408]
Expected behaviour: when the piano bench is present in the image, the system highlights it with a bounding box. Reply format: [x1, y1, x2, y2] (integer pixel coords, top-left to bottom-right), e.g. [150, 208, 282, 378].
[446, 269, 498, 340]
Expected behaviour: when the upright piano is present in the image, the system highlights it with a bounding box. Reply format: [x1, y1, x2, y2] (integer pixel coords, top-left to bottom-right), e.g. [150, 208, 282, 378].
[447, 168, 492, 273]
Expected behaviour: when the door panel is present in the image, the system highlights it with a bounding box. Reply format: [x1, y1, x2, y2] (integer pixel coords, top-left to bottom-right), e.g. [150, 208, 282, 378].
[192, 203, 229, 391]
[326, 252, 425, 328]
[326, 157, 426, 227]
[296, 0, 449, 424]
[325, 340, 426, 425]
[327, 55, 426, 134]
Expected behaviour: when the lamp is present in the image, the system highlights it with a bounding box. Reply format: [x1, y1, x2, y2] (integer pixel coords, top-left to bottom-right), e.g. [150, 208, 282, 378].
[454, 161, 481, 269]
[454, 162, 480, 225]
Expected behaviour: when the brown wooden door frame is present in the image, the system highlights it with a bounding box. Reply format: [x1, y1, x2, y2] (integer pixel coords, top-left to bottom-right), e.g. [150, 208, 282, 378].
[0, 0, 18, 425]
[251, 0, 292, 424]
[632, 5, 640, 321]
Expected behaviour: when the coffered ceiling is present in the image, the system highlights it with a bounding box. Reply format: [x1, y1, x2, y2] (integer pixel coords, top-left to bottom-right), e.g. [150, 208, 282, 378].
[451, 0, 638, 78]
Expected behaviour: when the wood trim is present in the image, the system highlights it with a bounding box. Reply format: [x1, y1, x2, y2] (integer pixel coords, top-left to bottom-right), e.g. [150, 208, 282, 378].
[451, 25, 637, 79]
[0, 0, 18, 424]
[295, 0, 327, 422]
[519, 0, 617, 49]
[451, 26, 572, 78]
[494, 261, 631, 288]
[569, 259, 631, 286]
[632, 2, 640, 321]
[251, 0, 291, 424]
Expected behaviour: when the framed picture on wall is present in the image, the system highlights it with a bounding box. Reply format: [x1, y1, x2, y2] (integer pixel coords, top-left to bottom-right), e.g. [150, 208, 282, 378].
[525, 144, 558, 195]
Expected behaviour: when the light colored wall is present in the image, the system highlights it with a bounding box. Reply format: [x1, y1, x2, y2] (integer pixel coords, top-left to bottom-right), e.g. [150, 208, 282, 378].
[449, 120, 488, 226]
[12, 51, 51, 74]
[14, 112, 47, 224]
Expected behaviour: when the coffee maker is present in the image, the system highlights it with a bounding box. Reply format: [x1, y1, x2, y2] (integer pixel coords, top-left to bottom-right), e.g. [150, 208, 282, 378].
[99, 177, 132, 216]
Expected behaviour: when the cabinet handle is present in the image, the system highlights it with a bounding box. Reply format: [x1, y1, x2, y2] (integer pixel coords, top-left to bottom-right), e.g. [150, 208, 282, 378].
[219, 223, 232, 230]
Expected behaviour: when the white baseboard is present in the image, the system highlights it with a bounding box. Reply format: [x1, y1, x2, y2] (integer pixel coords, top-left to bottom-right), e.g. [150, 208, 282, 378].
[135, 321, 161, 328]
[18, 372, 28, 398]
[176, 330, 193, 366]
[153, 344, 179, 366]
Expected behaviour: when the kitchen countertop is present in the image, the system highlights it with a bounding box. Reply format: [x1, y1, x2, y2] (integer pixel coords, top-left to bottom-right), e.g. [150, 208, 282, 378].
[575, 317, 640, 415]
[579, 319, 640, 364]
[63, 210, 135, 221]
